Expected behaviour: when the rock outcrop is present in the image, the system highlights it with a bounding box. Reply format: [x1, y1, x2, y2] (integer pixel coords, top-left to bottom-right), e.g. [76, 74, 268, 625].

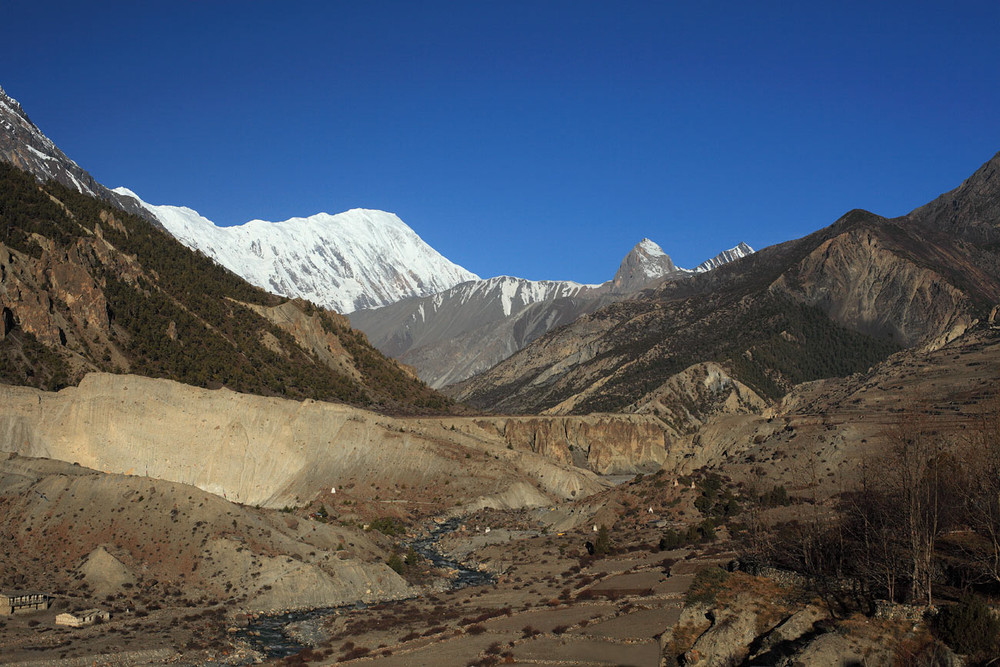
[0, 238, 123, 366]
[629, 362, 768, 435]
[771, 226, 975, 346]
[660, 571, 898, 666]
[241, 299, 368, 382]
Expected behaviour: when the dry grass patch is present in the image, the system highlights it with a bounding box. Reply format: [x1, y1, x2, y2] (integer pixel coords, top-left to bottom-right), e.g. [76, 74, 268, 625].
[712, 572, 797, 632]
[663, 619, 712, 660]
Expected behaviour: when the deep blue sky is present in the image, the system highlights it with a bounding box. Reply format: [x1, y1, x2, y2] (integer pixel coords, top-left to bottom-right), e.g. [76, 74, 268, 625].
[3, 2, 998, 283]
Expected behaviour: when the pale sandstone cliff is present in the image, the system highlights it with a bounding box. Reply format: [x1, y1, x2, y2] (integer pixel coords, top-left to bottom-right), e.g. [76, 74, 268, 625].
[0, 373, 602, 509]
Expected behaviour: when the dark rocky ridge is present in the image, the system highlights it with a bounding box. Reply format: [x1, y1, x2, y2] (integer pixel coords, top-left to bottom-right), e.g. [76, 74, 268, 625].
[0, 85, 159, 226]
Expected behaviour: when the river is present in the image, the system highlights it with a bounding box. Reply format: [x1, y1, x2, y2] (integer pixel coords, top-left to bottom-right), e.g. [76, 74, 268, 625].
[237, 517, 496, 659]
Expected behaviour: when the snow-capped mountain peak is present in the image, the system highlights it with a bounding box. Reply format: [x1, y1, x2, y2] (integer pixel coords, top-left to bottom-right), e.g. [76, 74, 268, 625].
[636, 238, 666, 257]
[693, 242, 754, 272]
[114, 188, 479, 314]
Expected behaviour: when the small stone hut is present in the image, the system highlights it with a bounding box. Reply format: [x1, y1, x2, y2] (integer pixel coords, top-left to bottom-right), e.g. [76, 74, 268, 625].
[56, 608, 110, 627]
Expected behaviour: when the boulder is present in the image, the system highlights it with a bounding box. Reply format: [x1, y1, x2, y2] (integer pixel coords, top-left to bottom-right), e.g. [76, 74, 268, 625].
[749, 604, 829, 661]
[683, 606, 758, 666]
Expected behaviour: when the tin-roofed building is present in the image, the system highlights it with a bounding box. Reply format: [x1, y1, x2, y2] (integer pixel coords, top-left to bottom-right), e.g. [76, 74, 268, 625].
[0, 591, 51, 615]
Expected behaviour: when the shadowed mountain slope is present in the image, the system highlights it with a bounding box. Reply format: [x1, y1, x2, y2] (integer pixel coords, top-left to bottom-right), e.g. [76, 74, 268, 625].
[0, 85, 157, 224]
[450, 152, 1000, 415]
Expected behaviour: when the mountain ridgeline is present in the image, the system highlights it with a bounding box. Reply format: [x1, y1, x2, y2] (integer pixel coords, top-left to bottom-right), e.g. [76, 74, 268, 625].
[115, 188, 480, 315]
[449, 152, 1000, 415]
[0, 162, 454, 413]
[349, 240, 754, 388]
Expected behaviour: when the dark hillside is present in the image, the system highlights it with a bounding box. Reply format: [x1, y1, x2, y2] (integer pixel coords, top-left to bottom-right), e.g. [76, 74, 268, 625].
[0, 163, 455, 414]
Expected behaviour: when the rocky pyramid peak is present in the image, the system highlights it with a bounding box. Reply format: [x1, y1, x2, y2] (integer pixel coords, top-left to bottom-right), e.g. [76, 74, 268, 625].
[610, 238, 681, 293]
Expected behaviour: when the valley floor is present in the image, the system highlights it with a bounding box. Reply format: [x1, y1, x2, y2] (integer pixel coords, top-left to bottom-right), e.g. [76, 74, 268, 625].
[0, 509, 712, 666]
[1, 492, 943, 666]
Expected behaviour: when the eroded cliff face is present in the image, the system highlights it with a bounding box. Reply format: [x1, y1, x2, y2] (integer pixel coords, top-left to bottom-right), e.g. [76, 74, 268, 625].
[447, 415, 670, 475]
[440, 362, 775, 475]
[0, 373, 602, 509]
[771, 228, 974, 347]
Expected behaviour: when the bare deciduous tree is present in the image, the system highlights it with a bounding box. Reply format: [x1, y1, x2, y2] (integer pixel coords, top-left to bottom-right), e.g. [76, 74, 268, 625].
[957, 393, 1000, 584]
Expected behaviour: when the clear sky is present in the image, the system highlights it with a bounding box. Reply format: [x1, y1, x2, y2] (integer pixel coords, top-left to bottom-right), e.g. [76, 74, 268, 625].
[3, 1, 998, 283]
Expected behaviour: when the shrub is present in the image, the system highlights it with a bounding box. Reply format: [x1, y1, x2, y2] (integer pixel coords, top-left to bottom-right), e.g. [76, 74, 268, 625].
[369, 517, 405, 536]
[594, 525, 611, 556]
[934, 596, 1000, 656]
[340, 646, 370, 660]
[760, 484, 791, 507]
[659, 529, 685, 550]
[685, 566, 729, 606]
[386, 553, 404, 574]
